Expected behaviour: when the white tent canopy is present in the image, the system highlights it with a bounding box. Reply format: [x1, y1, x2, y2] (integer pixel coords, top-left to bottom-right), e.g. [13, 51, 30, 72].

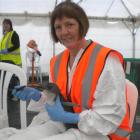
[0, 0, 140, 17]
[0, 0, 140, 74]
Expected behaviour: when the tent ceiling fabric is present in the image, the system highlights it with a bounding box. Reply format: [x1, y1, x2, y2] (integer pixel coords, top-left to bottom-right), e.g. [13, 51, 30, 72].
[0, 0, 140, 73]
[0, 0, 140, 19]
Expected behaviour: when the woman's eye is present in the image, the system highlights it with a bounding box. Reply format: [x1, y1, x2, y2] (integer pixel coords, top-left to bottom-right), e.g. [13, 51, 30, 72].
[67, 23, 73, 28]
[55, 26, 61, 31]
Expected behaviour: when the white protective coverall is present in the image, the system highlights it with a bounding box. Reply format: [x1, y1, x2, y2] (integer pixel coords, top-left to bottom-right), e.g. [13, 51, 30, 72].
[0, 50, 126, 140]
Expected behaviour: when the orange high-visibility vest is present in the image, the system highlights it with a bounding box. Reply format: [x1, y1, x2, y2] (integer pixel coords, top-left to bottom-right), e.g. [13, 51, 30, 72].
[50, 41, 131, 140]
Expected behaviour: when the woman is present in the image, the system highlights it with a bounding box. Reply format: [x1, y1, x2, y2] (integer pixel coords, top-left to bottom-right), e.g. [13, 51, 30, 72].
[0, 18, 22, 66]
[7, 1, 130, 140]
[0, 19, 22, 100]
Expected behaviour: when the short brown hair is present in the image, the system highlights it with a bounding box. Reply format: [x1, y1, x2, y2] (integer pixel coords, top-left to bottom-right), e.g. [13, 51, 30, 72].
[2, 18, 13, 34]
[50, 1, 89, 42]
[3, 18, 13, 30]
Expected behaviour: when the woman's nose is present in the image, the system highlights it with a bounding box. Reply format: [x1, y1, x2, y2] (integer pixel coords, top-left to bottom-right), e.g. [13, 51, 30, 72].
[61, 26, 68, 35]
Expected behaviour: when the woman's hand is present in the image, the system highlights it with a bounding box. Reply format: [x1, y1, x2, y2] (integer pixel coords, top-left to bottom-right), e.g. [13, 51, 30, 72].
[45, 96, 79, 124]
[12, 85, 41, 101]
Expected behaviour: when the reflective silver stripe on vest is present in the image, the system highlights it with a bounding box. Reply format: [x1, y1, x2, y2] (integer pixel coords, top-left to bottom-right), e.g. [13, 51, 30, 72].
[53, 52, 63, 81]
[5, 32, 11, 49]
[82, 44, 102, 109]
[113, 127, 130, 137]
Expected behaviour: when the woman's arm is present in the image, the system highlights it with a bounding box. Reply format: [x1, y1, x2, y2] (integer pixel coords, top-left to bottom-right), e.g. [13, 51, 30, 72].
[7, 31, 20, 52]
[78, 53, 126, 135]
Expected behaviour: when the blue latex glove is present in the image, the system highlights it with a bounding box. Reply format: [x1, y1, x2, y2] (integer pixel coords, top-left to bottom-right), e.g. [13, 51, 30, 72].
[0, 49, 8, 54]
[45, 96, 79, 124]
[12, 85, 41, 101]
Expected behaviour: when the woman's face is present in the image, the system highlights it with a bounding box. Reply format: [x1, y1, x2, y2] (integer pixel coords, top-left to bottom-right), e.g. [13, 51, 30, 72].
[3, 22, 11, 33]
[54, 16, 81, 49]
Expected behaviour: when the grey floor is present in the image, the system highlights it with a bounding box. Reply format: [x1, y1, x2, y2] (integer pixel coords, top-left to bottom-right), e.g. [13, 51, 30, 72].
[8, 78, 140, 140]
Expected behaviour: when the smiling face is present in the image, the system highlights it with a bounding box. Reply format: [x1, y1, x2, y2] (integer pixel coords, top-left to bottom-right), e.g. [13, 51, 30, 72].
[54, 16, 81, 50]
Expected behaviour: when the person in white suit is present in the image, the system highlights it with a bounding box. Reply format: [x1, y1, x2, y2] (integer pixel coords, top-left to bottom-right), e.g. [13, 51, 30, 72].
[0, 1, 130, 140]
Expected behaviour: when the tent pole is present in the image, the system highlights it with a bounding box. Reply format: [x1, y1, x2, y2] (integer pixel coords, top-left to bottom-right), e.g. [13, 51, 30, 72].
[132, 21, 140, 58]
[132, 27, 136, 58]
[120, 0, 133, 18]
[123, 20, 137, 58]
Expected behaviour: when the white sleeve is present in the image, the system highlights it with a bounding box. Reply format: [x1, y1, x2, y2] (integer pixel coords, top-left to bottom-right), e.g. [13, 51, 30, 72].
[78, 54, 126, 136]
